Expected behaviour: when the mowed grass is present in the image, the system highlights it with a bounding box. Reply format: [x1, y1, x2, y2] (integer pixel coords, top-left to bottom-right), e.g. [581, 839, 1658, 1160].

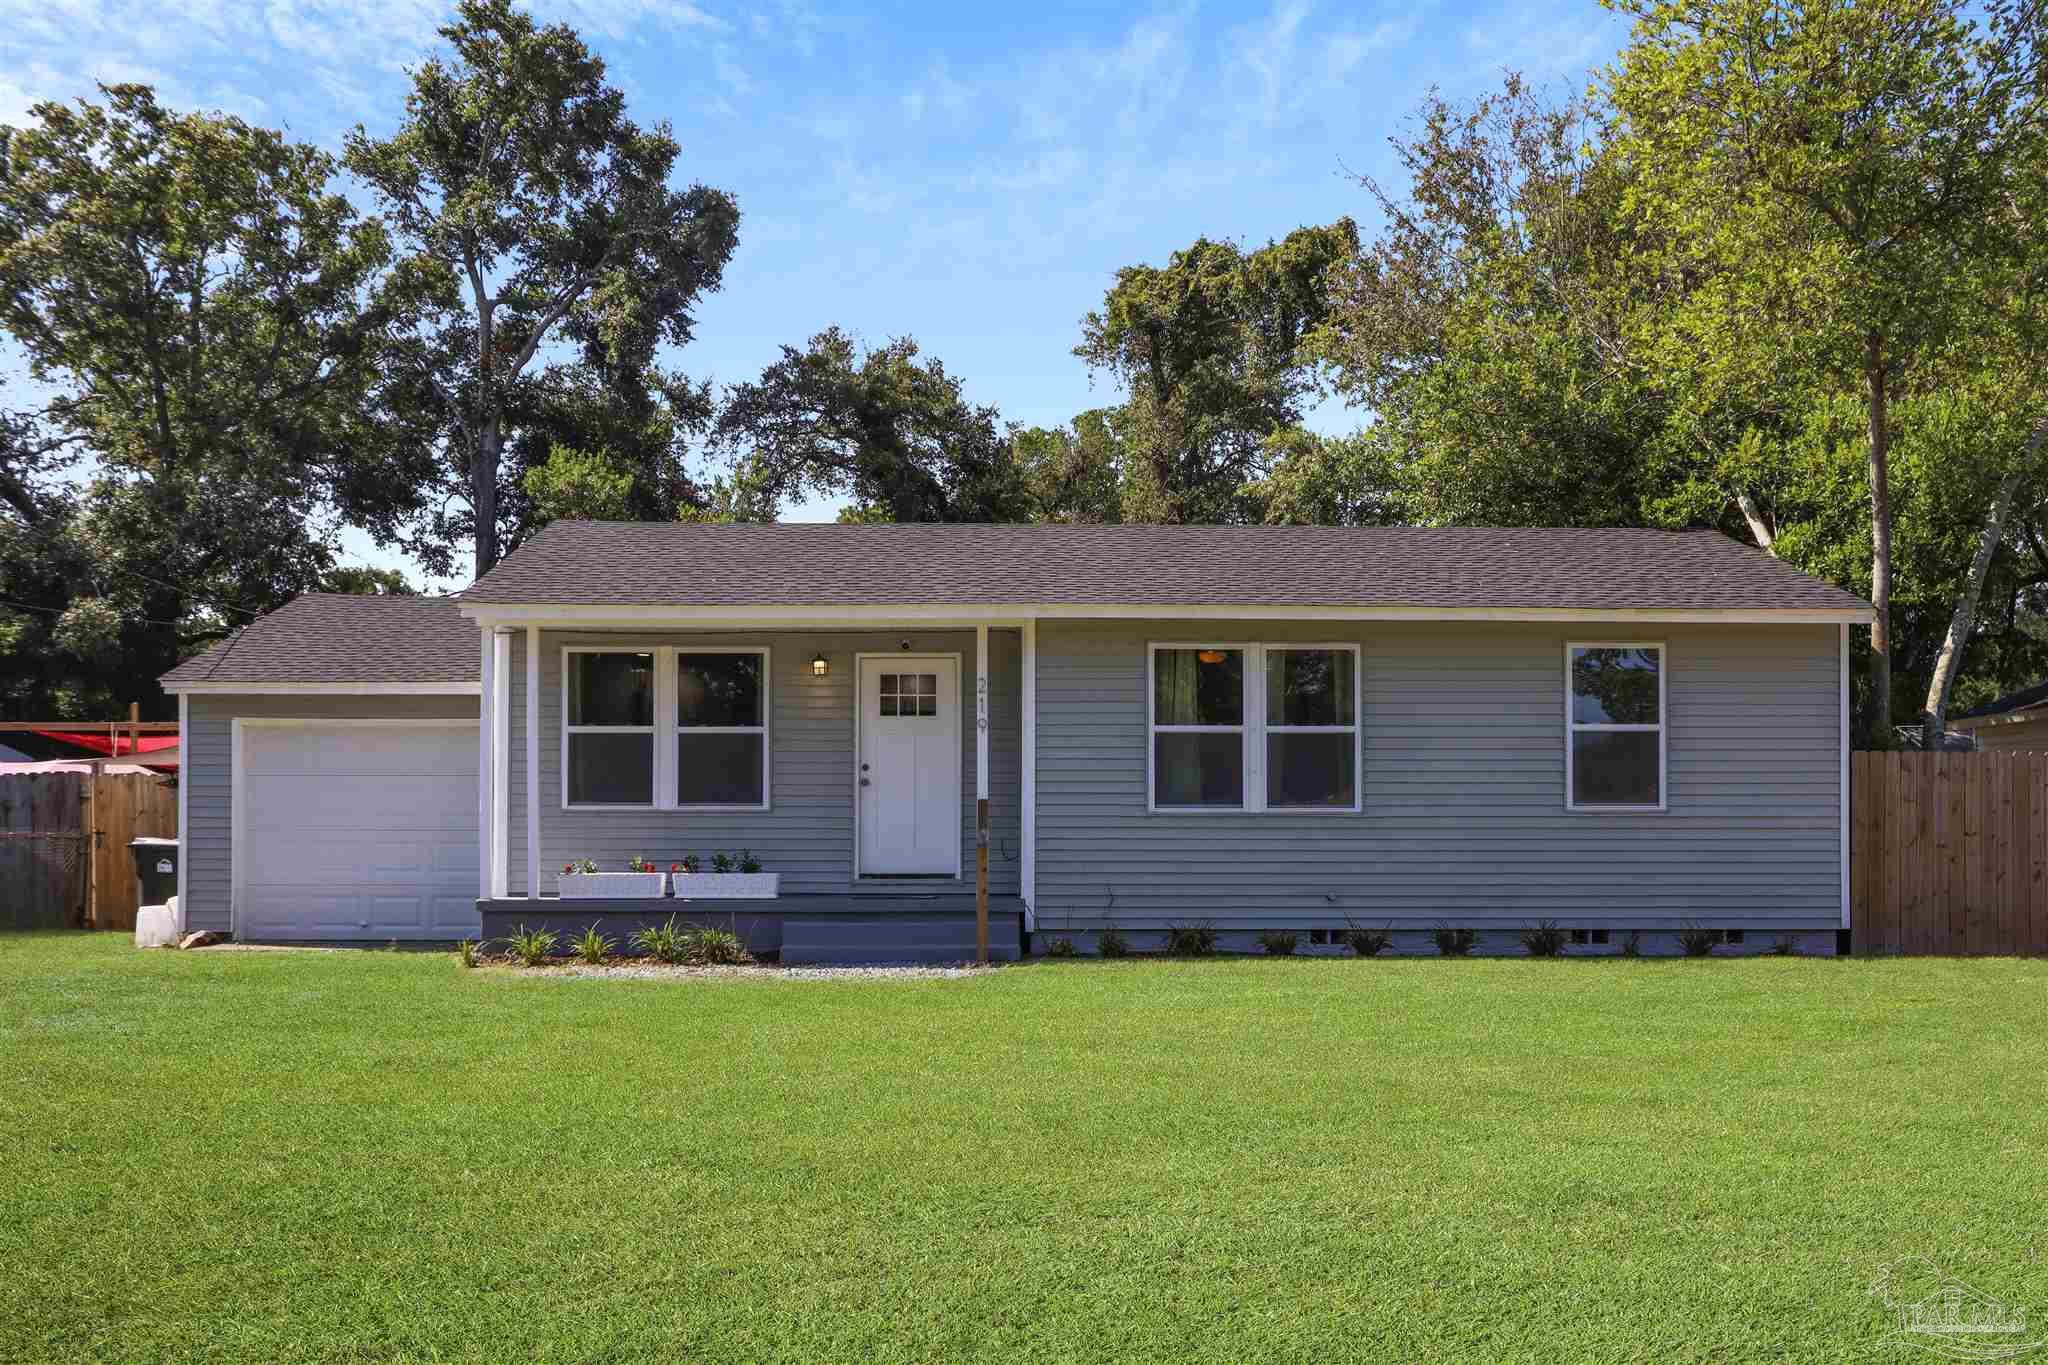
[3, 935, 2045, 1363]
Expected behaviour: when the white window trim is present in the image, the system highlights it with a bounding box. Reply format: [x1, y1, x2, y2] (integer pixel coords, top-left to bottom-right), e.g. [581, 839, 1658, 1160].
[1146, 641, 1362, 814]
[560, 645, 771, 812]
[1563, 640, 1668, 814]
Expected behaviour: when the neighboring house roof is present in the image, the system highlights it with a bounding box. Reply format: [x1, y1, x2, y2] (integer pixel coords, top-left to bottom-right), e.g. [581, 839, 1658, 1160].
[1952, 676, 2048, 727]
[159, 594, 478, 687]
[458, 521, 1872, 614]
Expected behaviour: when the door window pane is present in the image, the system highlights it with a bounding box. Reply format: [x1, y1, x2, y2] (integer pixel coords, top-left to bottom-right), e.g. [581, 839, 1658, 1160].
[1571, 647, 1660, 724]
[1267, 649, 1355, 726]
[1267, 733, 1356, 808]
[567, 732, 654, 805]
[1154, 732, 1245, 807]
[677, 733, 765, 805]
[568, 653, 653, 726]
[1571, 731, 1660, 806]
[677, 653, 762, 727]
[1155, 649, 1243, 725]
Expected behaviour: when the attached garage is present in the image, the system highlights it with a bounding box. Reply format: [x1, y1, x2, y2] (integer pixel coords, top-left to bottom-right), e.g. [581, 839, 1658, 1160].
[163, 595, 484, 941]
[235, 721, 478, 941]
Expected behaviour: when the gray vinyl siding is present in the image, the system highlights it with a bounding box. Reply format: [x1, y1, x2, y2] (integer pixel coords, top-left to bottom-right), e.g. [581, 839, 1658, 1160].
[180, 693, 482, 933]
[504, 629, 1020, 897]
[1033, 620, 1844, 933]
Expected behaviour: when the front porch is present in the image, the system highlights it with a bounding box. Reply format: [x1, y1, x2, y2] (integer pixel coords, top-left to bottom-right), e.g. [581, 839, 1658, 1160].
[470, 618, 1037, 962]
[476, 894, 1029, 963]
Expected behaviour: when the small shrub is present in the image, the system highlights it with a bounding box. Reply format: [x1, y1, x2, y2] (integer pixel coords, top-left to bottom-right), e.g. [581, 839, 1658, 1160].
[683, 923, 752, 966]
[572, 924, 616, 965]
[1521, 920, 1568, 957]
[1768, 934, 1800, 956]
[504, 925, 560, 967]
[563, 858, 597, 875]
[633, 917, 687, 964]
[456, 939, 481, 969]
[1257, 929, 1299, 956]
[1432, 924, 1479, 956]
[1162, 920, 1219, 956]
[711, 852, 736, 873]
[1620, 929, 1643, 958]
[1676, 922, 1719, 957]
[1045, 936, 1078, 957]
[677, 853, 702, 874]
[1096, 924, 1130, 957]
[1344, 925, 1393, 957]
[737, 849, 763, 874]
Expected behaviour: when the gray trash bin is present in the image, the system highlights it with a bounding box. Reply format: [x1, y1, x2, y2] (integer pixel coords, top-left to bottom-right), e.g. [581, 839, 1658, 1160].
[130, 837, 179, 906]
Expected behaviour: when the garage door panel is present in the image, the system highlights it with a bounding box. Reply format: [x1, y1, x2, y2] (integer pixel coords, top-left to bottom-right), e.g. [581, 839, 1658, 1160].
[245, 777, 478, 831]
[237, 722, 478, 941]
[245, 727, 475, 775]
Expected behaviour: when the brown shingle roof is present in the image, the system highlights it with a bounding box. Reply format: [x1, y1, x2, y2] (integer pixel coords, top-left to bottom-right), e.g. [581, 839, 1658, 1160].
[459, 522, 1872, 614]
[160, 595, 478, 686]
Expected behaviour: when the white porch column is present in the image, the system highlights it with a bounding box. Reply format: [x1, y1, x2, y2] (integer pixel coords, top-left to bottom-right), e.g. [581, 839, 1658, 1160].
[1020, 618, 1036, 929]
[1840, 621, 1850, 930]
[526, 625, 541, 900]
[492, 629, 512, 898]
[976, 624, 990, 962]
[477, 628, 494, 899]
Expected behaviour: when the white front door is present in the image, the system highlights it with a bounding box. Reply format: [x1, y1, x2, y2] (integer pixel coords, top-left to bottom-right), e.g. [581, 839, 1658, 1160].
[858, 656, 961, 876]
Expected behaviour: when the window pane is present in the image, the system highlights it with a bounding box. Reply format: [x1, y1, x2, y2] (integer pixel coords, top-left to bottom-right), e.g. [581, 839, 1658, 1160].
[1154, 649, 1243, 725]
[1267, 649, 1355, 726]
[1154, 732, 1245, 807]
[677, 653, 762, 727]
[677, 733, 765, 805]
[568, 653, 653, 726]
[567, 732, 653, 805]
[880, 695, 898, 717]
[1571, 731, 1660, 806]
[1267, 733, 1356, 808]
[1571, 647, 1660, 724]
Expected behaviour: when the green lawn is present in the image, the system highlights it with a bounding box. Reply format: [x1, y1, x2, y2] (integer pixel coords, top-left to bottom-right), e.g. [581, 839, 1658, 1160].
[4, 935, 2045, 1363]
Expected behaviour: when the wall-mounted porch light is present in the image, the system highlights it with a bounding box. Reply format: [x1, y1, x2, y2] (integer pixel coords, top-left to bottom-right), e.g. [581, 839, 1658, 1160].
[811, 652, 830, 678]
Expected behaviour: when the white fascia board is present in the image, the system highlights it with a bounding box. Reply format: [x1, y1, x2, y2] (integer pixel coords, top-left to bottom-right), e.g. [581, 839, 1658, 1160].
[457, 602, 1874, 628]
[162, 681, 481, 696]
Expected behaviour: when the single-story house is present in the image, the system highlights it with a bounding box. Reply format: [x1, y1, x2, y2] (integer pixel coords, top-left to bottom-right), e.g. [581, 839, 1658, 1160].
[1951, 677, 2048, 752]
[161, 522, 1872, 959]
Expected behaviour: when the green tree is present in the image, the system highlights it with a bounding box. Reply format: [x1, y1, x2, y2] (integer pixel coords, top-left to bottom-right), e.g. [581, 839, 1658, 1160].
[345, 0, 739, 577]
[1605, 0, 2048, 736]
[521, 442, 634, 526]
[1011, 409, 1124, 523]
[0, 85, 433, 715]
[1078, 220, 1357, 523]
[713, 328, 1032, 522]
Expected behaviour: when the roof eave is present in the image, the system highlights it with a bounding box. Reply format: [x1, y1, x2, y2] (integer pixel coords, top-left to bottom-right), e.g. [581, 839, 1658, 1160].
[456, 601, 1875, 627]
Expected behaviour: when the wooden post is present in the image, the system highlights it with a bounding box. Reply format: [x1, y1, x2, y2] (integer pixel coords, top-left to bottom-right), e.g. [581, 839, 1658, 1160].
[128, 702, 140, 761]
[83, 763, 98, 928]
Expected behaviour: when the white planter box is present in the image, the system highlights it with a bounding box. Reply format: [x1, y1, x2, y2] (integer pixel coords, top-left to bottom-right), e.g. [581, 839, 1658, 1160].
[558, 872, 667, 899]
[671, 872, 780, 900]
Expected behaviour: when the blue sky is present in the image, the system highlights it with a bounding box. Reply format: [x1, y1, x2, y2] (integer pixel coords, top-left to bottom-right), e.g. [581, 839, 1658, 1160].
[1, 0, 1628, 585]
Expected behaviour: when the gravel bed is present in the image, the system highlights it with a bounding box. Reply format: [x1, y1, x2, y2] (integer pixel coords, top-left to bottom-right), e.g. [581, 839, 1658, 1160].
[491, 961, 999, 981]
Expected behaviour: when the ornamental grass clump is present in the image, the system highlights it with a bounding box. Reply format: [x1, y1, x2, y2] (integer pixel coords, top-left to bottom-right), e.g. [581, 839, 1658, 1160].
[504, 925, 560, 968]
[1257, 929, 1299, 956]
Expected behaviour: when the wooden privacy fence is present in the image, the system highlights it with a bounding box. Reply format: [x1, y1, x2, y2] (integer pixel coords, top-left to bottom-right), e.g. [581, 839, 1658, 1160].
[1852, 751, 2048, 954]
[0, 770, 177, 932]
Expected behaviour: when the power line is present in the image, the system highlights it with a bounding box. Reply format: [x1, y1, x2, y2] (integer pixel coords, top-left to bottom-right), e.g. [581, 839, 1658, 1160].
[2, 512, 262, 619]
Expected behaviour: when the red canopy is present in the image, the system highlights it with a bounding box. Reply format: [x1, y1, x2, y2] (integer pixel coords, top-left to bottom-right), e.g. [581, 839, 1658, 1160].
[31, 730, 181, 757]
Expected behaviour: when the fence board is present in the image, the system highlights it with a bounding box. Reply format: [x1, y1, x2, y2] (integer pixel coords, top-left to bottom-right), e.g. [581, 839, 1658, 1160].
[85, 772, 179, 931]
[1852, 751, 2048, 954]
[1, 773, 87, 929]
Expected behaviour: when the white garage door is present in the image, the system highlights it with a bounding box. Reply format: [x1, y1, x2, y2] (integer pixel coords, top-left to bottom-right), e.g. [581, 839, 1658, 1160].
[238, 722, 479, 940]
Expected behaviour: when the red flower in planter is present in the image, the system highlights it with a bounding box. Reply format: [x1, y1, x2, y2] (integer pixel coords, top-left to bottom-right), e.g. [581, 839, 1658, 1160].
[670, 862, 682, 873]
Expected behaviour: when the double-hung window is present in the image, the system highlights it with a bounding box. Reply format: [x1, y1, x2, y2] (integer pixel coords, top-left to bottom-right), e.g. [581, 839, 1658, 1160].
[1565, 643, 1664, 811]
[563, 647, 770, 810]
[1149, 643, 1360, 812]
